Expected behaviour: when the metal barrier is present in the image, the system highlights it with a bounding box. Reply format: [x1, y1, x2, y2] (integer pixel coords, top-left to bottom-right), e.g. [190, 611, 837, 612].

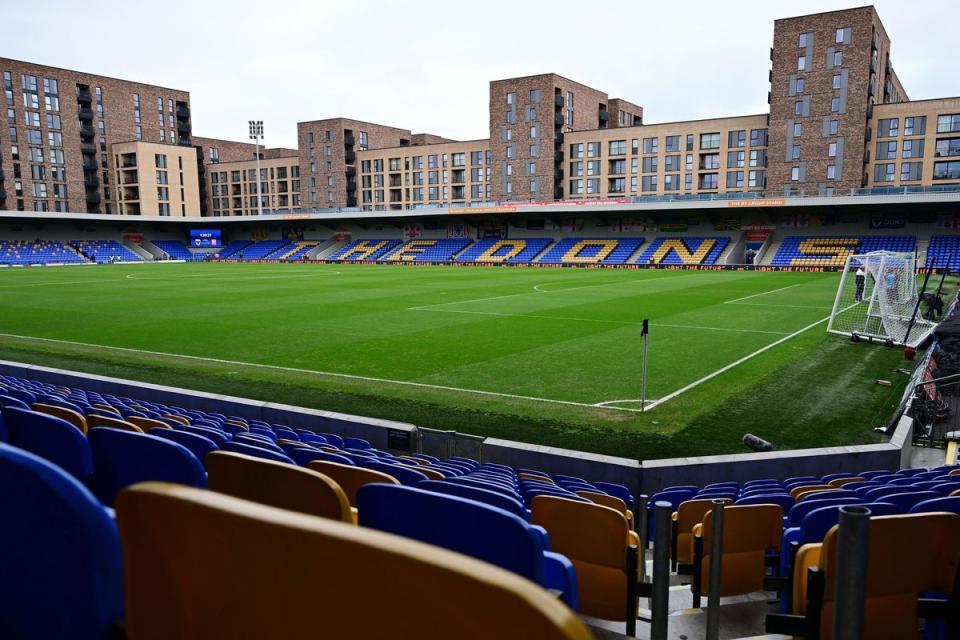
[416, 426, 484, 461]
[650, 501, 671, 640]
[705, 500, 725, 640]
[832, 505, 871, 640]
[912, 373, 960, 449]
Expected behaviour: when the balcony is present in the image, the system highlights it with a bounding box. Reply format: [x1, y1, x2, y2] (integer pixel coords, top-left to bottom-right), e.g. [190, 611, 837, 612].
[77, 88, 92, 104]
[555, 168, 563, 180]
[80, 125, 96, 138]
[346, 181, 357, 193]
[86, 192, 101, 204]
[0, 187, 5, 201]
[177, 120, 191, 134]
[345, 167, 356, 178]
[344, 151, 356, 164]
[554, 113, 564, 126]
[78, 107, 94, 121]
[81, 140, 96, 153]
[84, 175, 99, 188]
[598, 109, 608, 122]
[176, 105, 190, 118]
[344, 134, 355, 146]
[0, 169, 4, 181]
[554, 150, 564, 162]
[83, 158, 98, 170]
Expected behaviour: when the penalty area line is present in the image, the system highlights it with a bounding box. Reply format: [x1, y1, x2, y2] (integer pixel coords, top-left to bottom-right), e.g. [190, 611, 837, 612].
[644, 302, 858, 411]
[723, 283, 802, 304]
[0, 332, 647, 414]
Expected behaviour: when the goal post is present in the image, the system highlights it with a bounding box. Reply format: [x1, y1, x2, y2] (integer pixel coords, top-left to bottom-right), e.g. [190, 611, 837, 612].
[827, 251, 936, 348]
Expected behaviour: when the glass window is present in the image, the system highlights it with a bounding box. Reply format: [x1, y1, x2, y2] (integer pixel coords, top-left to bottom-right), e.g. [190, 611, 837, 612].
[834, 51, 843, 66]
[569, 143, 583, 158]
[831, 98, 840, 112]
[792, 144, 801, 160]
[586, 142, 601, 157]
[829, 119, 839, 135]
[699, 133, 720, 149]
[750, 129, 768, 146]
[794, 122, 802, 137]
[878, 118, 899, 137]
[799, 33, 808, 47]
[935, 138, 960, 158]
[827, 165, 837, 180]
[937, 114, 960, 133]
[727, 130, 746, 148]
[609, 140, 626, 155]
[791, 166, 800, 181]
[833, 74, 842, 89]
[900, 162, 922, 181]
[642, 137, 658, 154]
[873, 163, 896, 182]
[828, 142, 838, 157]
[933, 160, 960, 180]
[904, 116, 926, 136]
[797, 56, 806, 71]
[796, 78, 805, 93]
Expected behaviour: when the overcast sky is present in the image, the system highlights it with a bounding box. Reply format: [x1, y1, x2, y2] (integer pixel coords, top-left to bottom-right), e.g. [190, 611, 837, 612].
[5, 0, 956, 149]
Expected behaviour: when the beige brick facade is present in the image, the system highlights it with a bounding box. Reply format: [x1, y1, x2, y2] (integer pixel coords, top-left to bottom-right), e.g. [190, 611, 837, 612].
[0, 58, 191, 215]
[112, 141, 200, 216]
[357, 139, 489, 210]
[563, 115, 769, 199]
[206, 154, 302, 216]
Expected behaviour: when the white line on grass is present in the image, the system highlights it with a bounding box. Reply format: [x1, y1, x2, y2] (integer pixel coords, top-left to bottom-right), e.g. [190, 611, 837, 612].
[641, 302, 858, 411]
[724, 302, 833, 310]
[593, 399, 658, 407]
[723, 283, 803, 304]
[407, 307, 790, 335]
[0, 332, 650, 414]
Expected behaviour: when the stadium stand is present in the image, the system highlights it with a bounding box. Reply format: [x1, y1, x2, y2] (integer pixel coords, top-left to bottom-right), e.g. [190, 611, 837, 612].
[637, 237, 730, 265]
[72, 239, 143, 263]
[5, 367, 960, 638]
[382, 238, 473, 262]
[456, 237, 553, 263]
[769, 235, 916, 267]
[151, 239, 202, 261]
[217, 239, 253, 259]
[927, 235, 960, 271]
[238, 240, 291, 260]
[328, 238, 402, 261]
[0, 239, 86, 265]
[538, 238, 644, 264]
[271, 240, 319, 261]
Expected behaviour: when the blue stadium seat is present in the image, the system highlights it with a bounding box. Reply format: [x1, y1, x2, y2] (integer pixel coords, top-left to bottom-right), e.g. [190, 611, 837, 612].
[148, 428, 218, 465]
[538, 238, 644, 264]
[72, 239, 143, 263]
[456, 238, 553, 263]
[329, 239, 402, 261]
[2, 407, 93, 481]
[769, 235, 916, 267]
[220, 440, 294, 464]
[382, 238, 473, 262]
[637, 237, 729, 265]
[88, 427, 207, 505]
[357, 483, 579, 611]
[0, 443, 124, 639]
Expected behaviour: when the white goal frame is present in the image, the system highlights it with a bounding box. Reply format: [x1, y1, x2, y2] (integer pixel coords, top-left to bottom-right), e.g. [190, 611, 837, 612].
[826, 251, 936, 348]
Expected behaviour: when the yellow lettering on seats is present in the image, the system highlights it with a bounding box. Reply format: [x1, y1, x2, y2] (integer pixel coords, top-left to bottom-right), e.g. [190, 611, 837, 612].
[340, 240, 388, 260]
[561, 239, 618, 263]
[478, 240, 528, 262]
[790, 237, 860, 266]
[389, 240, 437, 261]
[651, 239, 716, 265]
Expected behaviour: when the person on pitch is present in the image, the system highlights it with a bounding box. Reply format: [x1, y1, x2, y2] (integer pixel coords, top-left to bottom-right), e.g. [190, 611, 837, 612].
[855, 264, 866, 301]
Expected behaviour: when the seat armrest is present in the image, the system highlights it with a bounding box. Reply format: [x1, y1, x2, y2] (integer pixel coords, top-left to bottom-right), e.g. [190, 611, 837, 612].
[530, 524, 550, 549]
[541, 551, 579, 612]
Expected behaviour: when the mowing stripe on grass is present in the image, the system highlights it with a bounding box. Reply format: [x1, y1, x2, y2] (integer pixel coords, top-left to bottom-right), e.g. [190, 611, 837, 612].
[642, 303, 858, 411]
[723, 283, 803, 304]
[0, 332, 652, 414]
[407, 307, 790, 335]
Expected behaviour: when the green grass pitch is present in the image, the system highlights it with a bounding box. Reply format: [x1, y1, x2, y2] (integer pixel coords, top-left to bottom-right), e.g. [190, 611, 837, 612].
[0, 262, 911, 460]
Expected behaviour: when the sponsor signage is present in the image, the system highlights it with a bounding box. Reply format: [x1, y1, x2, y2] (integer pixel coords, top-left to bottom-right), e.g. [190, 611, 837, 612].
[727, 199, 786, 208]
[448, 206, 517, 215]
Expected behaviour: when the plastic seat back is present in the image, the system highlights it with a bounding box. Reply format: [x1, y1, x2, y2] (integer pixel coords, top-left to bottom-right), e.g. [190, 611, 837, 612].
[355, 457, 429, 485]
[148, 428, 218, 465]
[290, 447, 354, 467]
[594, 481, 635, 510]
[116, 483, 591, 640]
[87, 413, 143, 432]
[419, 479, 528, 520]
[179, 424, 230, 445]
[676, 498, 733, 565]
[0, 443, 123, 640]
[881, 490, 941, 512]
[699, 504, 783, 597]
[308, 460, 399, 506]
[734, 493, 795, 511]
[531, 494, 630, 621]
[32, 402, 88, 434]
[88, 427, 207, 505]
[798, 502, 899, 544]
[221, 440, 294, 464]
[3, 406, 93, 481]
[909, 496, 960, 515]
[358, 484, 544, 583]
[207, 451, 351, 523]
[815, 513, 960, 639]
[788, 496, 863, 527]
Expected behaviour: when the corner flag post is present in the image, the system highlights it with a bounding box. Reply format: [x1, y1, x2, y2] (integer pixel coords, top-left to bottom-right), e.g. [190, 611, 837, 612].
[641, 319, 649, 412]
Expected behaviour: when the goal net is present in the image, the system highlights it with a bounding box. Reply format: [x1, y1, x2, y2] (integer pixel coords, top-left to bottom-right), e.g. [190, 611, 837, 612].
[827, 251, 936, 348]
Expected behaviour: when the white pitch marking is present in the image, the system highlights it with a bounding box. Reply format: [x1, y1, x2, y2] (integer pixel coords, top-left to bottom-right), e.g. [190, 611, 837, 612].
[592, 399, 658, 407]
[0, 332, 649, 414]
[643, 302, 859, 411]
[724, 302, 833, 310]
[0, 269, 344, 288]
[723, 283, 803, 304]
[408, 307, 790, 335]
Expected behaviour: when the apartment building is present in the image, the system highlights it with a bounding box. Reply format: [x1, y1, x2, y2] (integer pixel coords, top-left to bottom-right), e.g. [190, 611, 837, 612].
[562, 115, 769, 199]
[113, 141, 200, 216]
[767, 6, 907, 195]
[357, 139, 490, 210]
[488, 74, 642, 203]
[0, 58, 192, 214]
[297, 118, 414, 209]
[864, 97, 960, 187]
[206, 153, 302, 216]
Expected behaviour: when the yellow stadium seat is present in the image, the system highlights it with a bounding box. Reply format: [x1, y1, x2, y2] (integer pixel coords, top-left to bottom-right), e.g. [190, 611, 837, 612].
[776, 513, 960, 640]
[116, 483, 592, 640]
[87, 414, 144, 433]
[206, 451, 352, 523]
[795, 487, 842, 501]
[164, 414, 191, 427]
[670, 498, 733, 572]
[531, 494, 641, 628]
[576, 490, 634, 529]
[692, 504, 783, 604]
[402, 464, 445, 480]
[127, 417, 171, 431]
[306, 460, 399, 508]
[519, 472, 552, 482]
[32, 403, 88, 434]
[827, 476, 865, 488]
[93, 403, 121, 415]
[396, 455, 428, 465]
[790, 484, 836, 499]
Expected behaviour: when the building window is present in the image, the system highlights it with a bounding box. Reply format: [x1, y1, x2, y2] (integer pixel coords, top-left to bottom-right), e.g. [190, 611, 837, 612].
[642, 137, 658, 154]
[900, 162, 922, 181]
[791, 144, 800, 160]
[791, 166, 800, 181]
[878, 118, 899, 137]
[794, 122, 802, 137]
[750, 129, 768, 146]
[529, 89, 540, 103]
[726, 170, 744, 189]
[797, 56, 806, 71]
[935, 138, 960, 157]
[831, 98, 840, 112]
[134, 125, 142, 140]
[748, 170, 765, 188]
[585, 179, 599, 194]
[937, 114, 960, 134]
[506, 92, 515, 105]
[586, 142, 601, 157]
[749, 149, 767, 167]
[665, 135, 680, 152]
[876, 140, 896, 160]
[641, 175, 657, 192]
[686, 134, 694, 151]
[727, 150, 745, 168]
[833, 51, 843, 66]
[873, 163, 896, 182]
[829, 119, 839, 135]
[569, 143, 583, 158]
[799, 32, 809, 47]
[699, 133, 720, 149]
[609, 139, 626, 155]
[836, 27, 849, 43]
[641, 156, 657, 173]
[795, 100, 803, 116]
[933, 160, 960, 180]
[828, 142, 838, 157]
[796, 78, 805, 93]
[827, 165, 837, 180]
[904, 116, 926, 136]
[569, 179, 582, 195]
[699, 173, 719, 189]
[727, 130, 746, 148]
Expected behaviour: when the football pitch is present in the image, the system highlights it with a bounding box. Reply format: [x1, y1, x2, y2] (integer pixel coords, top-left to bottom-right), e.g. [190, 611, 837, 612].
[0, 262, 911, 460]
